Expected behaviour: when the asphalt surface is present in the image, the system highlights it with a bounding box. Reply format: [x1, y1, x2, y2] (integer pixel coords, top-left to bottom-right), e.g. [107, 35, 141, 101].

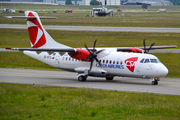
[1, 24, 180, 96]
[1, 24, 180, 33]
[0, 68, 180, 96]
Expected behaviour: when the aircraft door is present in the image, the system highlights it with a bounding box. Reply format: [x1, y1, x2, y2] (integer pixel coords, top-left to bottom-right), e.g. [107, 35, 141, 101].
[55, 56, 60, 68]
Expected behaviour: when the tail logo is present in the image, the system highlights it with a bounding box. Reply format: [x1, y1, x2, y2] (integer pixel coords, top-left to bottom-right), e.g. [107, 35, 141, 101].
[27, 12, 46, 48]
[125, 57, 138, 72]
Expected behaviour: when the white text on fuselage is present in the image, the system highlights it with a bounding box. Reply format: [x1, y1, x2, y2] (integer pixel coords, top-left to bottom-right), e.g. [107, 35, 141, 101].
[96, 63, 124, 69]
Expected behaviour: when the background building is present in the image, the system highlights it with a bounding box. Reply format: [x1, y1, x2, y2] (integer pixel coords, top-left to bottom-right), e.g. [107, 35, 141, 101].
[121, 0, 173, 6]
[0, 0, 173, 6]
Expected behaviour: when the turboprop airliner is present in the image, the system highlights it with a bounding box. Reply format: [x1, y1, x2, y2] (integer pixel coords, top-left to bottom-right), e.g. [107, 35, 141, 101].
[5, 11, 177, 85]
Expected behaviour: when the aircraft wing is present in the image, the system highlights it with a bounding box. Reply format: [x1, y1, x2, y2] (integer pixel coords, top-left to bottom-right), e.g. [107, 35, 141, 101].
[5, 48, 76, 52]
[137, 45, 177, 50]
[5, 45, 177, 53]
[116, 45, 177, 52]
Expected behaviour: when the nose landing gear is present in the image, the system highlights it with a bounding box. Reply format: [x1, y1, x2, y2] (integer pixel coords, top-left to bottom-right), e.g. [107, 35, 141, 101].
[150, 78, 159, 85]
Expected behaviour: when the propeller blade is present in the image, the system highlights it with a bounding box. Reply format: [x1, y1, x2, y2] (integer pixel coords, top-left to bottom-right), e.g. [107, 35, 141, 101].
[85, 44, 91, 53]
[143, 39, 146, 53]
[148, 42, 155, 53]
[96, 49, 105, 54]
[85, 39, 102, 73]
[79, 48, 81, 60]
[93, 39, 97, 53]
[89, 59, 94, 73]
[84, 55, 92, 61]
[94, 57, 102, 68]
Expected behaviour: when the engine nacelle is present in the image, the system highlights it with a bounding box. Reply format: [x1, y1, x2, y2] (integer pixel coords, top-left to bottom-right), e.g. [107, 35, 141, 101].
[68, 48, 90, 61]
[129, 48, 145, 53]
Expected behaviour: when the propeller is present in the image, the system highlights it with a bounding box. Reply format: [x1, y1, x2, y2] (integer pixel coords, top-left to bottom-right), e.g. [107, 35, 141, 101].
[143, 39, 155, 53]
[84, 40, 103, 73]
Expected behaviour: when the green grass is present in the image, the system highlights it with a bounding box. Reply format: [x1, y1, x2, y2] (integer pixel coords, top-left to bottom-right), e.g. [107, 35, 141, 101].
[1, 3, 180, 11]
[0, 29, 179, 77]
[0, 52, 58, 70]
[0, 83, 180, 119]
[1, 5, 180, 27]
[1, 12, 180, 28]
[1, 29, 180, 48]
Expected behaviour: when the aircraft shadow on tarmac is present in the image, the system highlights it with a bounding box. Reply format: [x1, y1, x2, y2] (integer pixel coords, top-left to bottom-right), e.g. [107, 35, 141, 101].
[51, 77, 151, 86]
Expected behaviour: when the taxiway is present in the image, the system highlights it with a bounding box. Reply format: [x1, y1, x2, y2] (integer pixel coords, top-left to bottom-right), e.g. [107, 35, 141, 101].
[1, 24, 180, 33]
[0, 68, 180, 96]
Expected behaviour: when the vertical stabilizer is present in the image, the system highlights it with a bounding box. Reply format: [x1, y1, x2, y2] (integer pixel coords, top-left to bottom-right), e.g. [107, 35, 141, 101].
[25, 11, 71, 49]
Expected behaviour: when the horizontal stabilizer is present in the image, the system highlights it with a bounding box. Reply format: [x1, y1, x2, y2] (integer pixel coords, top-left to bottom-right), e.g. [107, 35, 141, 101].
[4, 16, 58, 19]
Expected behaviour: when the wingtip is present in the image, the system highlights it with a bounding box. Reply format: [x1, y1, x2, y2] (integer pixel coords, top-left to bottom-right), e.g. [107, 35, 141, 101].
[5, 48, 12, 50]
[4, 16, 12, 19]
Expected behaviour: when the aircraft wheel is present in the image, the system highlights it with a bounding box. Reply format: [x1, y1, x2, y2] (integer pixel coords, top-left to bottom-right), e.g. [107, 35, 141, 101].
[151, 80, 158, 85]
[106, 77, 114, 81]
[78, 76, 87, 82]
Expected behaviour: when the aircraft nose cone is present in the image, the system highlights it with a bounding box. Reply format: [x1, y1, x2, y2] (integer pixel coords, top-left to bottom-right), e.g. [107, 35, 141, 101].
[158, 65, 168, 77]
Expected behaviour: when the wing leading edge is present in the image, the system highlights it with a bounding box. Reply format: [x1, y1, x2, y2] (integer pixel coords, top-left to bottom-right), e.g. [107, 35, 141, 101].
[6, 45, 177, 53]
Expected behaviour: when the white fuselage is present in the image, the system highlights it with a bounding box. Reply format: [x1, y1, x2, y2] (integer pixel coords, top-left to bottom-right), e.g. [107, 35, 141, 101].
[23, 50, 168, 79]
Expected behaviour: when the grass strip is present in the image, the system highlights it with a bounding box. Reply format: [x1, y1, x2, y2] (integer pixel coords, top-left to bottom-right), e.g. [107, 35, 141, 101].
[0, 29, 179, 77]
[0, 83, 180, 119]
[1, 11, 180, 27]
[0, 29, 180, 48]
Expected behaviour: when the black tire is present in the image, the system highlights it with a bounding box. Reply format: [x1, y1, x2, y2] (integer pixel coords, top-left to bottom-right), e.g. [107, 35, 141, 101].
[152, 80, 158, 85]
[155, 80, 158, 85]
[151, 81, 155, 85]
[78, 76, 87, 82]
[106, 77, 114, 81]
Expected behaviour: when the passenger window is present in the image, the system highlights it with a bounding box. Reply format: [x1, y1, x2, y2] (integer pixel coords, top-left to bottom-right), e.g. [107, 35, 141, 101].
[106, 60, 108, 64]
[144, 59, 150, 63]
[103, 60, 105, 63]
[66, 57, 68, 61]
[110, 60, 112, 64]
[69, 58, 71, 61]
[113, 61, 115, 64]
[117, 61, 119, 64]
[140, 58, 145, 63]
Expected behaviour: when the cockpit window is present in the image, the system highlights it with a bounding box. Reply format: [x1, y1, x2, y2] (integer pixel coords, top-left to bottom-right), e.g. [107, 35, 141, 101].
[144, 59, 150, 63]
[140, 58, 145, 63]
[150, 59, 158, 63]
[157, 58, 161, 63]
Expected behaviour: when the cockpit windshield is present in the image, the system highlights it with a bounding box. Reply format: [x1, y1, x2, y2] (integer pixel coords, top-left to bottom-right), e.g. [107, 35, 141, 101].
[140, 58, 160, 63]
[144, 59, 150, 63]
[150, 59, 158, 63]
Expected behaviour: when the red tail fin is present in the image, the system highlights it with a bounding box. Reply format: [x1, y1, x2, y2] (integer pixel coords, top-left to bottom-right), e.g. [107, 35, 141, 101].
[25, 11, 71, 49]
[26, 12, 46, 48]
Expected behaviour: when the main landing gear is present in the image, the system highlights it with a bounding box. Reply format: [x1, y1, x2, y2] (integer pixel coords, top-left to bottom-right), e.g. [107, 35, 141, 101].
[78, 75, 114, 81]
[150, 78, 159, 85]
[106, 77, 114, 81]
[78, 75, 87, 82]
